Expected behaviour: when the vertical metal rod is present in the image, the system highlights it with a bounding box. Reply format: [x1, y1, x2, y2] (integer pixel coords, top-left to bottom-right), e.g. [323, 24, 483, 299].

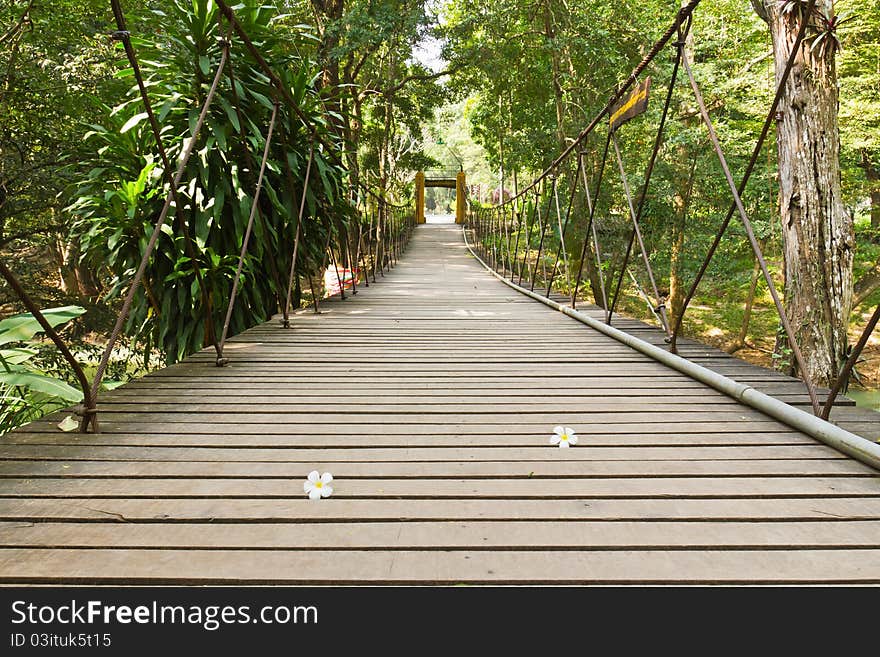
[510, 201, 526, 280]
[821, 302, 880, 419]
[580, 153, 609, 312]
[610, 133, 671, 335]
[354, 211, 368, 288]
[572, 132, 612, 308]
[606, 20, 687, 328]
[328, 229, 346, 299]
[502, 205, 513, 276]
[87, 41, 230, 419]
[217, 103, 279, 365]
[109, 0, 218, 356]
[491, 209, 500, 270]
[374, 205, 384, 279]
[283, 139, 315, 327]
[530, 178, 557, 292]
[341, 219, 356, 295]
[518, 187, 541, 286]
[670, 0, 817, 353]
[546, 158, 582, 297]
[366, 206, 377, 283]
[309, 275, 319, 313]
[681, 47, 821, 416]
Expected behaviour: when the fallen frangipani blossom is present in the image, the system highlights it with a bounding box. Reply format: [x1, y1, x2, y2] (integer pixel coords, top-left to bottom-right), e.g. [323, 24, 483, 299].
[57, 416, 79, 432]
[304, 471, 334, 500]
[550, 426, 578, 448]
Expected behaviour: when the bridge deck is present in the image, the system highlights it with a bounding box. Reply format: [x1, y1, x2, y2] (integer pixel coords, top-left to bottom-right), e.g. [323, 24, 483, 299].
[1, 224, 879, 584]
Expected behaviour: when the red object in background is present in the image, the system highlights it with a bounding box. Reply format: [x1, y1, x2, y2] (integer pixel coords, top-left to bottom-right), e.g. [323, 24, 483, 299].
[324, 267, 358, 297]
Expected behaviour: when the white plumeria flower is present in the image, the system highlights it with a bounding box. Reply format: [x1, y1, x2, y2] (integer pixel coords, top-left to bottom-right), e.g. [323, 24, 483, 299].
[304, 470, 334, 500]
[550, 426, 578, 448]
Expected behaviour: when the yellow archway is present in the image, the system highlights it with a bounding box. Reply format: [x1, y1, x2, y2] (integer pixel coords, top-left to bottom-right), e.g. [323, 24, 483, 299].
[416, 171, 467, 224]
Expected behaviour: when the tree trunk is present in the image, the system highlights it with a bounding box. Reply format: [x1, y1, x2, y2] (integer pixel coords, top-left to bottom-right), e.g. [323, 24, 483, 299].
[543, 0, 567, 153]
[757, 1, 854, 386]
[669, 0, 696, 326]
[310, 0, 344, 137]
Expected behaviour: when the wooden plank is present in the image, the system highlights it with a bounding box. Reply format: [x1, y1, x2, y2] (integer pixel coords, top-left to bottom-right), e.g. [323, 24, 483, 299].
[1, 520, 877, 549]
[0, 496, 877, 522]
[0, 430, 820, 447]
[0, 476, 875, 498]
[59, 411, 783, 424]
[15, 420, 796, 436]
[0, 444, 845, 462]
[0, 458, 866, 478]
[1, 548, 879, 584]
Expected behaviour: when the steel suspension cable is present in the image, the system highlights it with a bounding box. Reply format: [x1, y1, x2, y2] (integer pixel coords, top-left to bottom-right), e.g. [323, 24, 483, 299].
[85, 36, 231, 430]
[546, 157, 583, 297]
[216, 102, 279, 366]
[571, 131, 612, 309]
[579, 152, 610, 312]
[680, 34, 821, 416]
[282, 139, 315, 327]
[109, 0, 220, 356]
[669, 0, 818, 353]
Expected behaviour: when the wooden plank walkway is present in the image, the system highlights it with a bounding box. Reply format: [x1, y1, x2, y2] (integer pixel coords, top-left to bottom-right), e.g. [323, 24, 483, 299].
[1, 224, 879, 584]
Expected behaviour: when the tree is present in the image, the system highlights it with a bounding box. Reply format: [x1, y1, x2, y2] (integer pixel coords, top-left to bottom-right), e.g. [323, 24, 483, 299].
[0, 0, 122, 300]
[67, 0, 347, 363]
[752, 0, 854, 386]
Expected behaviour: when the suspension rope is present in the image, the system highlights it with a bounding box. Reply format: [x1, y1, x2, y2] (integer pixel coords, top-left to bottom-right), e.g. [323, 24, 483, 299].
[669, 0, 818, 353]
[571, 131, 612, 309]
[579, 152, 610, 312]
[609, 132, 671, 335]
[216, 102, 279, 366]
[282, 139, 315, 327]
[546, 156, 583, 297]
[680, 29, 821, 416]
[84, 34, 231, 430]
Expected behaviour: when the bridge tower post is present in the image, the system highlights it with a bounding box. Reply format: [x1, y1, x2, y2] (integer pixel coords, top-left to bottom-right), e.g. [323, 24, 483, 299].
[455, 171, 466, 225]
[415, 171, 426, 224]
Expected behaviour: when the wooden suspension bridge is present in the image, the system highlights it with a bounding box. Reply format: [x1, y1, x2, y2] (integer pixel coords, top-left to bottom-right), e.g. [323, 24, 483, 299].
[1, 224, 879, 585]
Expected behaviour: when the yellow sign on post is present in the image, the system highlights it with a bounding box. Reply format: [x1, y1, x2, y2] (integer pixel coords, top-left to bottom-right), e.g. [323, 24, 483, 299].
[415, 171, 426, 224]
[455, 171, 466, 225]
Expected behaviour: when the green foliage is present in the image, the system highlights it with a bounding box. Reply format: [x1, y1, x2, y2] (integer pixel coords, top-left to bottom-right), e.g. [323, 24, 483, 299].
[0, 307, 87, 434]
[66, 0, 350, 364]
